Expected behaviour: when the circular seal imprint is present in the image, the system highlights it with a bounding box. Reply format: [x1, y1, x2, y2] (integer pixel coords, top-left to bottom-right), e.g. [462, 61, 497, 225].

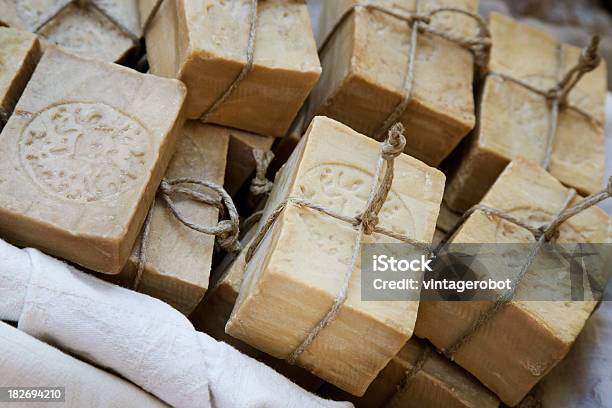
[19, 102, 152, 203]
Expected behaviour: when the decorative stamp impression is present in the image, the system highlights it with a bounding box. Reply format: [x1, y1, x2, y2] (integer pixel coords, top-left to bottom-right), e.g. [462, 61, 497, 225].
[19, 102, 152, 203]
[297, 163, 415, 262]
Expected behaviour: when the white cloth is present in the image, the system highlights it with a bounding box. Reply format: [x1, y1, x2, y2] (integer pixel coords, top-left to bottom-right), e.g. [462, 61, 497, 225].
[0, 321, 168, 407]
[0, 239, 351, 408]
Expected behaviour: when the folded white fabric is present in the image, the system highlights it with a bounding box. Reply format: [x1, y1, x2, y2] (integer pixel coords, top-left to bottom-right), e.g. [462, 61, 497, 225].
[0, 321, 168, 407]
[0, 239, 352, 408]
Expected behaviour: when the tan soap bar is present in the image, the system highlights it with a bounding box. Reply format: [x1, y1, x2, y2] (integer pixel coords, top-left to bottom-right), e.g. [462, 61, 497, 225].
[225, 129, 274, 197]
[0, 27, 41, 126]
[0, 0, 141, 62]
[319, 337, 499, 408]
[225, 116, 445, 396]
[140, 0, 321, 137]
[444, 13, 607, 212]
[306, 0, 478, 166]
[191, 227, 324, 391]
[0, 322, 168, 407]
[111, 122, 229, 315]
[0, 47, 186, 274]
[416, 158, 609, 406]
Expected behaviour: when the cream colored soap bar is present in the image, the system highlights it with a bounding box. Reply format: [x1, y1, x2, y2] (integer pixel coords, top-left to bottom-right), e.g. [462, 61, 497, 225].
[112, 122, 229, 315]
[0, 47, 186, 274]
[319, 337, 499, 408]
[0, 0, 141, 62]
[225, 129, 274, 197]
[225, 116, 445, 396]
[0, 27, 41, 126]
[444, 13, 607, 212]
[0, 322, 168, 407]
[191, 227, 324, 391]
[140, 0, 321, 137]
[416, 158, 609, 406]
[307, 0, 478, 167]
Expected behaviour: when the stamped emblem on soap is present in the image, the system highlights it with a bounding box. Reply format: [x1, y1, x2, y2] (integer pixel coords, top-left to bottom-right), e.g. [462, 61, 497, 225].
[19, 102, 152, 203]
[299, 163, 415, 262]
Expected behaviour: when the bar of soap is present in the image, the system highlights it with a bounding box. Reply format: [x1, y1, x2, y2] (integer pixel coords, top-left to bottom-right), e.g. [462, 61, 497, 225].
[306, 0, 478, 166]
[319, 337, 499, 408]
[140, 0, 321, 137]
[444, 13, 607, 212]
[416, 158, 609, 405]
[0, 47, 186, 274]
[0, 322, 167, 407]
[0, 0, 141, 62]
[0, 27, 41, 125]
[225, 116, 445, 396]
[191, 226, 325, 391]
[115, 122, 229, 315]
[225, 129, 274, 197]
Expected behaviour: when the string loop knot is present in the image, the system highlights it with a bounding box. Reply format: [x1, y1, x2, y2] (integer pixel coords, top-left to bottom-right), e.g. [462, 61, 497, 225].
[381, 123, 407, 160]
[250, 149, 275, 197]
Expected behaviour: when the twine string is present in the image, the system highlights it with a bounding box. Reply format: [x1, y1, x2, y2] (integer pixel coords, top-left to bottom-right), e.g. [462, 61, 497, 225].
[250, 149, 275, 197]
[441, 177, 612, 359]
[199, 0, 258, 124]
[489, 36, 602, 171]
[384, 344, 433, 408]
[242, 124, 433, 365]
[338, 1, 492, 141]
[133, 177, 241, 290]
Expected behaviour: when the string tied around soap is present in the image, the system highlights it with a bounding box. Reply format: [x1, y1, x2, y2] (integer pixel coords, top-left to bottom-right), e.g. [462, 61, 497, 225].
[438, 176, 612, 361]
[138, 0, 259, 128]
[386, 176, 612, 403]
[249, 149, 275, 198]
[133, 177, 241, 290]
[489, 36, 602, 172]
[240, 123, 435, 367]
[319, 1, 492, 142]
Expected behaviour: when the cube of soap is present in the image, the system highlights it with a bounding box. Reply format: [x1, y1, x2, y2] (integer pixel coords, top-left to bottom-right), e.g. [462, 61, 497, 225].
[115, 122, 229, 315]
[0, 47, 186, 273]
[140, 0, 321, 137]
[307, 0, 478, 166]
[319, 337, 499, 408]
[416, 158, 609, 405]
[0, 27, 41, 126]
[191, 226, 324, 391]
[0, 322, 166, 407]
[225, 129, 274, 197]
[444, 13, 607, 212]
[226, 116, 445, 396]
[0, 0, 141, 62]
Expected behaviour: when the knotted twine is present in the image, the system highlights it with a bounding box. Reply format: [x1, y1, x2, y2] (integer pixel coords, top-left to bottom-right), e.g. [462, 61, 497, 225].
[385, 177, 612, 405]
[436, 177, 612, 360]
[243, 123, 433, 365]
[316, 0, 491, 141]
[132, 177, 241, 290]
[141, 0, 259, 125]
[489, 36, 602, 171]
[249, 149, 275, 198]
